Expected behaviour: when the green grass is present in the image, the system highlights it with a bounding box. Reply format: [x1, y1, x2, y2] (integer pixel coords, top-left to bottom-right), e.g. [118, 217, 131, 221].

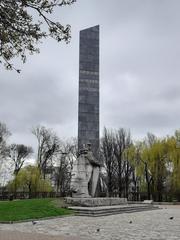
[0, 198, 73, 222]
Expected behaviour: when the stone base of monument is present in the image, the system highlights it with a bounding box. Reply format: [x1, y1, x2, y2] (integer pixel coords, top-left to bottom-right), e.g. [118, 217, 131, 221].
[65, 197, 127, 207]
[65, 198, 159, 217]
[68, 204, 159, 217]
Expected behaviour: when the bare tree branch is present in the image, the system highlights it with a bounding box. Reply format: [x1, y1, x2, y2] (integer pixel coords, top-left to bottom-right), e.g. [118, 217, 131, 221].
[0, 0, 76, 72]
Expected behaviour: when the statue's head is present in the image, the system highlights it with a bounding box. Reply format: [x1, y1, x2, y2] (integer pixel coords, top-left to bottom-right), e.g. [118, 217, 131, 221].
[87, 143, 92, 151]
[79, 147, 88, 155]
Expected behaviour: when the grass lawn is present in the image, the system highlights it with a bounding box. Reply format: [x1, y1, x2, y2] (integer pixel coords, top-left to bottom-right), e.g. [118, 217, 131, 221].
[0, 198, 73, 222]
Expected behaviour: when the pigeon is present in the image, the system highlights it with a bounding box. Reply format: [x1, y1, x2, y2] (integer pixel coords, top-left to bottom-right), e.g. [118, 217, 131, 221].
[169, 217, 174, 220]
[32, 221, 37, 225]
[96, 228, 100, 232]
[129, 221, 132, 224]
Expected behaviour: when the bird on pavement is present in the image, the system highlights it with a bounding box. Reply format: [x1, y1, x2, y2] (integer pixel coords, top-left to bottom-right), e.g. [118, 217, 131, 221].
[32, 221, 37, 225]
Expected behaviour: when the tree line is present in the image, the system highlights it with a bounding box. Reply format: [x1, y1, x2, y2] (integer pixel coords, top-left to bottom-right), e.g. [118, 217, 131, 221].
[0, 121, 180, 201]
[101, 128, 180, 201]
[0, 122, 76, 197]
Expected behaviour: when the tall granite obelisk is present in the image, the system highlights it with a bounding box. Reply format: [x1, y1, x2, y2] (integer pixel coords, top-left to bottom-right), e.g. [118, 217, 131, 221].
[78, 25, 100, 159]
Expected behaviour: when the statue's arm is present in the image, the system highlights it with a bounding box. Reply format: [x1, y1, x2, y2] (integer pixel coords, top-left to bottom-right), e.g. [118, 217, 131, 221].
[85, 153, 101, 167]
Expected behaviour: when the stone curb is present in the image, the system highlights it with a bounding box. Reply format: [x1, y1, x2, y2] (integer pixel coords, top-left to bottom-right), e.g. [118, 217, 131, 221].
[154, 202, 180, 205]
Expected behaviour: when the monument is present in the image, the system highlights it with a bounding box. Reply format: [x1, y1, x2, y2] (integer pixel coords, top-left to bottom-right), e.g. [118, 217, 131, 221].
[66, 26, 158, 214]
[70, 25, 100, 198]
[68, 25, 126, 204]
[78, 25, 100, 159]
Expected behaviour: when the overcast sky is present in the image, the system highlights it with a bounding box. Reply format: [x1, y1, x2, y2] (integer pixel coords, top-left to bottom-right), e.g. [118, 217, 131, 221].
[1, 0, 180, 151]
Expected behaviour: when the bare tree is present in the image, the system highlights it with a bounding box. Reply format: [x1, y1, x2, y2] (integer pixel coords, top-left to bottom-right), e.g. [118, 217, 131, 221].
[113, 128, 132, 197]
[0, 0, 76, 72]
[32, 125, 60, 178]
[9, 144, 33, 176]
[146, 132, 157, 147]
[123, 147, 134, 199]
[101, 128, 117, 197]
[54, 138, 77, 195]
[101, 127, 136, 199]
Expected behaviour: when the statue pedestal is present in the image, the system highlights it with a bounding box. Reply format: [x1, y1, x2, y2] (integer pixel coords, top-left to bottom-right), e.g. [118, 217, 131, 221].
[65, 197, 159, 216]
[65, 197, 127, 207]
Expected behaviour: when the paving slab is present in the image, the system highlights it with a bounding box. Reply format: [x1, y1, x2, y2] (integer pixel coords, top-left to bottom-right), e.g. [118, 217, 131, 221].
[0, 231, 83, 240]
[0, 205, 180, 240]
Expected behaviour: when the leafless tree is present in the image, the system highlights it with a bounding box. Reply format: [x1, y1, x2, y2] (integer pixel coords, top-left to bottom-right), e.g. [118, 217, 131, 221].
[0, 0, 76, 72]
[113, 128, 132, 197]
[9, 144, 33, 176]
[146, 132, 157, 147]
[101, 128, 117, 197]
[101, 127, 136, 199]
[123, 147, 134, 199]
[32, 125, 60, 178]
[54, 138, 77, 195]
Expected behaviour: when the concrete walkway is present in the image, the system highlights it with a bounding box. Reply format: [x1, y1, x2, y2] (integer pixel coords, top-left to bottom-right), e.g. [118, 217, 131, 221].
[0, 205, 180, 240]
[0, 231, 82, 240]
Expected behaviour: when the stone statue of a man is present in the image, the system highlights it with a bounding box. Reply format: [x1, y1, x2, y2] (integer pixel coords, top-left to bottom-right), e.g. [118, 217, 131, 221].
[70, 144, 100, 198]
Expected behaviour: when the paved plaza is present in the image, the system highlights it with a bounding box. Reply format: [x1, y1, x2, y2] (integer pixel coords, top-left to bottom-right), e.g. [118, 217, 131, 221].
[0, 206, 180, 240]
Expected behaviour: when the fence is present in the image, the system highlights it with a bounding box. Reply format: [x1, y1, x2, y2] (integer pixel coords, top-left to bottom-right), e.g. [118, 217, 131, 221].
[0, 191, 62, 200]
[0, 191, 178, 201]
